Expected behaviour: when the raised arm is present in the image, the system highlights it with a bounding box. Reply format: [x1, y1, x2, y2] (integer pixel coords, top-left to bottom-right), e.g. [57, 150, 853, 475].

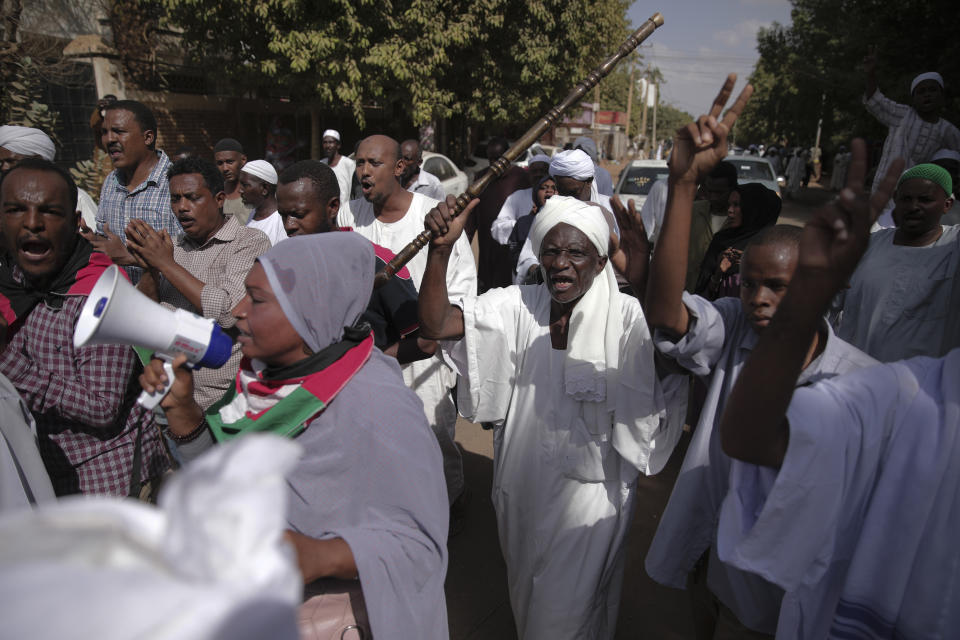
[719, 140, 903, 468]
[418, 196, 477, 340]
[644, 75, 753, 336]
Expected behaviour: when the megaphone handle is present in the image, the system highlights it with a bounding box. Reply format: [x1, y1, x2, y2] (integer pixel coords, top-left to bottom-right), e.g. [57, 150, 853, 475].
[137, 361, 176, 410]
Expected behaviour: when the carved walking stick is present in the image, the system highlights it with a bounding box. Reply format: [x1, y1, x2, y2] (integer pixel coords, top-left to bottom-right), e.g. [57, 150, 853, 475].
[374, 12, 664, 288]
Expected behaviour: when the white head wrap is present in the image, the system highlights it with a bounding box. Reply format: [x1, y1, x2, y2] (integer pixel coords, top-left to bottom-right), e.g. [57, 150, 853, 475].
[241, 159, 278, 185]
[931, 149, 960, 163]
[549, 149, 595, 181]
[0, 126, 55, 161]
[528, 195, 664, 473]
[527, 153, 551, 166]
[911, 72, 944, 94]
[322, 129, 341, 142]
[572, 136, 598, 162]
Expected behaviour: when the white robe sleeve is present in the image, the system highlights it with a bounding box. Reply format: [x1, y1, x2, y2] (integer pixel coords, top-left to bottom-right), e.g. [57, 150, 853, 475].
[491, 191, 526, 245]
[515, 235, 538, 284]
[446, 234, 478, 303]
[716, 363, 906, 592]
[446, 287, 522, 424]
[653, 293, 736, 377]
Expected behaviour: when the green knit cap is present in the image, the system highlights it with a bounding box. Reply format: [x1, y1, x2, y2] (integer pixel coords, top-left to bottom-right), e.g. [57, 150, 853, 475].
[896, 163, 953, 197]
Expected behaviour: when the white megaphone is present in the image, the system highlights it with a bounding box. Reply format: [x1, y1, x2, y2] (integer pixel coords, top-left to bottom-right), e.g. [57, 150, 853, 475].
[73, 265, 233, 409]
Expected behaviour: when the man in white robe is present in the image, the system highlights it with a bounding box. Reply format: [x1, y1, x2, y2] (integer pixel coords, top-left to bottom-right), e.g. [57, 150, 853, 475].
[832, 163, 958, 361]
[400, 139, 446, 201]
[338, 134, 476, 509]
[319, 129, 356, 210]
[490, 154, 551, 244]
[419, 195, 670, 639]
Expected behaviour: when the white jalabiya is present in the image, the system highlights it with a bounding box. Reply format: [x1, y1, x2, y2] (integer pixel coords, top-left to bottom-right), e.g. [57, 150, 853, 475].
[339, 193, 477, 503]
[446, 197, 669, 639]
[246, 210, 288, 246]
[321, 155, 356, 212]
[832, 225, 960, 362]
[406, 169, 446, 201]
[491, 188, 534, 244]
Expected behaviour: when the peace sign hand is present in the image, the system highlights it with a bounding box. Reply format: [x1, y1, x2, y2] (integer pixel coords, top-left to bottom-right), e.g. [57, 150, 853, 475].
[668, 74, 753, 185]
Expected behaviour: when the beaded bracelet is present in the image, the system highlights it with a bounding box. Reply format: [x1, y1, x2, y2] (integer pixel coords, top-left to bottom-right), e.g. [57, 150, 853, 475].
[167, 416, 209, 444]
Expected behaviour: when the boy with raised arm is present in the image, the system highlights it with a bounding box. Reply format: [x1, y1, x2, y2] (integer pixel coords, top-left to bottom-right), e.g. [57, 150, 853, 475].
[643, 76, 878, 639]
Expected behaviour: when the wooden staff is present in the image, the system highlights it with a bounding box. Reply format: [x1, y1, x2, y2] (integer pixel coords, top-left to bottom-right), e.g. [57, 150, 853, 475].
[374, 11, 665, 288]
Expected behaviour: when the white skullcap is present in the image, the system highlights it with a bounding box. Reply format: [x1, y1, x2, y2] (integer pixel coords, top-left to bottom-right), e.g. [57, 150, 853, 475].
[322, 129, 341, 141]
[911, 72, 944, 94]
[931, 149, 960, 163]
[528, 153, 551, 166]
[241, 159, 278, 185]
[549, 149, 595, 181]
[0, 125, 55, 161]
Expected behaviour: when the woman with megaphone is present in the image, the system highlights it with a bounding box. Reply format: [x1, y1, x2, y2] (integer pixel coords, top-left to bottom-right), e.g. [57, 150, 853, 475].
[138, 232, 449, 640]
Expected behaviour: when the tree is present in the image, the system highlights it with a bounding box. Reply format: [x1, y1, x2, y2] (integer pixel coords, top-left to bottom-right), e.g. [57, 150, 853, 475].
[161, 0, 634, 130]
[738, 0, 959, 158]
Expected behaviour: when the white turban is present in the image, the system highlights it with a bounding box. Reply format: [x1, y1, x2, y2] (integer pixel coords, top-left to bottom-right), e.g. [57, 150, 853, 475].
[0, 126, 55, 161]
[549, 149, 595, 181]
[527, 153, 551, 166]
[911, 72, 944, 94]
[241, 159, 278, 185]
[528, 195, 663, 472]
[931, 149, 960, 163]
[322, 129, 341, 141]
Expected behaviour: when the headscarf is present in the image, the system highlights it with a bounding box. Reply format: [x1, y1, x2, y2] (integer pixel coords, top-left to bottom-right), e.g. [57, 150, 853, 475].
[695, 182, 781, 295]
[897, 163, 953, 197]
[241, 159, 278, 185]
[528, 196, 620, 403]
[527, 153, 551, 166]
[572, 136, 599, 162]
[550, 149, 600, 202]
[911, 72, 944, 94]
[258, 233, 373, 354]
[0, 126, 55, 161]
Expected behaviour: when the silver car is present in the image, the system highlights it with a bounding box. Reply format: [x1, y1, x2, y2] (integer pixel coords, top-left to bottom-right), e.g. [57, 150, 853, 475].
[614, 159, 670, 209]
[724, 155, 783, 197]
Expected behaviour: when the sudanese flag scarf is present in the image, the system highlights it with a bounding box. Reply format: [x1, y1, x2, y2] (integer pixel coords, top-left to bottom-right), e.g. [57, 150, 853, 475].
[0, 238, 114, 328]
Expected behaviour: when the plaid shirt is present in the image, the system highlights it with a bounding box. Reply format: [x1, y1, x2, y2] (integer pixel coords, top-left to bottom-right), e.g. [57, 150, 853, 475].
[0, 285, 168, 496]
[864, 90, 960, 193]
[157, 216, 271, 409]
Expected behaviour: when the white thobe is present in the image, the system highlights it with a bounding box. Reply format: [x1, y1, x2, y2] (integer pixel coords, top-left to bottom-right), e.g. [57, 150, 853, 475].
[321, 155, 357, 211]
[718, 351, 960, 640]
[447, 285, 663, 639]
[492, 188, 534, 245]
[406, 169, 446, 201]
[339, 193, 477, 503]
[646, 293, 876, 634]
[833, 225, 960, 362]
[246, 210, 288, 246]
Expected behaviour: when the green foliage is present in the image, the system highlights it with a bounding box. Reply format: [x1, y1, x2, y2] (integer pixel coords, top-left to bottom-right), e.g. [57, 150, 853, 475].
[1, 56, 61, 146]
[162, 0, 634, 128]
[738, 0, 960, 153]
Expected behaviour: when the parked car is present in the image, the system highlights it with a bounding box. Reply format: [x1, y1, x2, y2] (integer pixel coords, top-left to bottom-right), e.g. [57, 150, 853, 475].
[422, 151, 468, 198]
[614, 159, 669, 209]
[724, 155, 783, 197]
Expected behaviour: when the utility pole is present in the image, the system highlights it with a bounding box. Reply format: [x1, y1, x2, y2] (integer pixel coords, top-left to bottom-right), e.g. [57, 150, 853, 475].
[640, 78, 649, 158]
[650, 83, 658, 158]
[625, 66, 635, 139]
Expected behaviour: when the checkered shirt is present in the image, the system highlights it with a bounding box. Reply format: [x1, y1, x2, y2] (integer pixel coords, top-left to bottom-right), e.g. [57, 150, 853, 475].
[864, 90, 960, 193]
[0, 292, 169, 496]
[157, 216, 271, 409]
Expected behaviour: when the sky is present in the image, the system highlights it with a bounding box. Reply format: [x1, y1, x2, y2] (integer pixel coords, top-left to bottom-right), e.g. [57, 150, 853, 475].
[626, 0, 793, 117]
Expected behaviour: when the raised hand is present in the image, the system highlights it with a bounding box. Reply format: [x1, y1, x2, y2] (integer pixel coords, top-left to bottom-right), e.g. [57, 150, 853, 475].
[81, 221, 138, 266]
[798, 139, 903, 289]
[125, 219, 174, 270]
[668, 74, 753, 185]
[424, 195, 478, 249]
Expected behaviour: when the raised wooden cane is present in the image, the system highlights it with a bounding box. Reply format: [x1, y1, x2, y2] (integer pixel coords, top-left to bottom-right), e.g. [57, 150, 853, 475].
[373, 11, 665, 288]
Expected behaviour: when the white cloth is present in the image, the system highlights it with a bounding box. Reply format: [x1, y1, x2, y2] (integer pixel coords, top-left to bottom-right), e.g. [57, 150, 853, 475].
[864, 89, 960, 201]
[833, 225, 960, 362]
[446, 284, 664, 639]
[246, 210, 288, 246]
[492, 188, 534, 245]
[646, 293, 877, 634]
[406, 169, 446, 201]
[339, 193, 477, 502]
[785, 155, 805, 195]
[0, 374, 54, 512]
[76, 189, 98, 231]
[0, 125, 55, 161]
[240, 159, 278, 184]
[514, 194, 614, 284]
[322, 129, 340, 141]
[550, 149, 595, 180]
[717, 352, 960, 640]
[0, 435, 302, 639]
[321, 155, 356, 212]
[639, 179, 668, 245]
[910, 71, 943, 93]
[931, 148, 960, 163]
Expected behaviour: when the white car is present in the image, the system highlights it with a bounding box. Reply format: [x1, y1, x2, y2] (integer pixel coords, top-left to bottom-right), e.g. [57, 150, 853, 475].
[724, 155, 783, 197]
[614, 159, 670, 209]
[422, 151, 469, 198]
